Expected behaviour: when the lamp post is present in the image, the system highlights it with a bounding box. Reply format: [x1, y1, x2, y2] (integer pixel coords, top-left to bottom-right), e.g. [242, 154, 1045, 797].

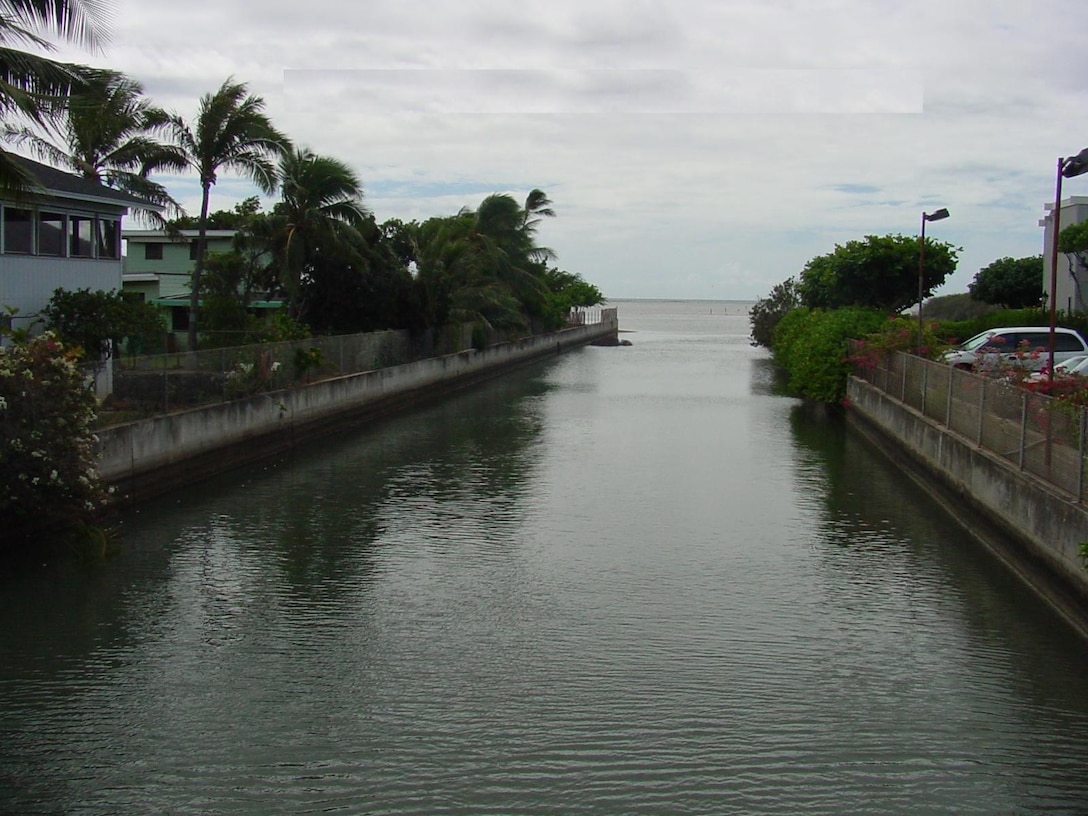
[917, 207, 950, 352]
[1047, 147, 1088, 382]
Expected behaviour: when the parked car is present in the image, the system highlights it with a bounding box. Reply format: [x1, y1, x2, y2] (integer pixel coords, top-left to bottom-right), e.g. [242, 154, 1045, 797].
[943, 327, 1088, 372]
[1026, 355, 1088, 383]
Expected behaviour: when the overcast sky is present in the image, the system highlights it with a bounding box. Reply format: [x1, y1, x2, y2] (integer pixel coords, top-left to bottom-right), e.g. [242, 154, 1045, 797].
[44, 0, 1088, 300]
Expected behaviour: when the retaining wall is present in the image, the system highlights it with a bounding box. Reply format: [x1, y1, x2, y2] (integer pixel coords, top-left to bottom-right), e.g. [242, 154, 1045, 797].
[98, 317, 617, 502]
[846, 375, 1088, 637]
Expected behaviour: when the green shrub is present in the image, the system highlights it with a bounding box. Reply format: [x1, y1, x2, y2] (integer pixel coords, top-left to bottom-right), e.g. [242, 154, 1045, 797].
[292, 346, 324, 382]
[772, 307, 887, 403]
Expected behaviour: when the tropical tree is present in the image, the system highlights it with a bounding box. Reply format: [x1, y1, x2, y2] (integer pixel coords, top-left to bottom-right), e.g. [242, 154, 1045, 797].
[293, 215, 423, 335]
[272, 146, 368, 318]
[166, 77, 290, 351]
[435, 190, 555, 334]
[968, 255, 1044, 309]
[749, 277, 799, 348]
[1058, 221, 1088, 277]
[42, 286, 165, 358]
[0, 0, 111, 196]
[797, 233, 959, 313]
[3, 68, 185, 221]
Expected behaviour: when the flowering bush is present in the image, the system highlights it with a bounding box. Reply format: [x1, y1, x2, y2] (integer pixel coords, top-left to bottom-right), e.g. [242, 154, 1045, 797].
[0, 332, 110, 553]
[849, 316, 953, 368]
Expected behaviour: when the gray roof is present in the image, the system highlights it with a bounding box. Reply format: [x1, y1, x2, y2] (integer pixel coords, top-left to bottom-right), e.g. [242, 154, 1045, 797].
[7, 153, 161, 211]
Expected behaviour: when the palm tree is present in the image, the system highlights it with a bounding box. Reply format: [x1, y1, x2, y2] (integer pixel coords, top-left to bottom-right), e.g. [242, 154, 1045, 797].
[3, 69, 186, 221]
[414, 191, 558, 337]
[0, 0, 110, 196]
[166, 77, 290, 351]
[275, 146, 368, 317]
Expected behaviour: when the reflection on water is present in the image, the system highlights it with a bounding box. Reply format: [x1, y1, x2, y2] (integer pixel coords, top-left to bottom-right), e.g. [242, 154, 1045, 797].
[2, 299, 1087, 815]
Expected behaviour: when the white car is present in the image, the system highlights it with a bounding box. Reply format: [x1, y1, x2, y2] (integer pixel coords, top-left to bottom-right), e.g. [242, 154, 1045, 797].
[943, 327, 1088, 372]
[1026, 354, 1088, 382]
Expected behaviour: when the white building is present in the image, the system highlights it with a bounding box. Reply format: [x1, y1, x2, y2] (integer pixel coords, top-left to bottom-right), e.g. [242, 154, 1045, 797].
[1040, 195, 1088, 315]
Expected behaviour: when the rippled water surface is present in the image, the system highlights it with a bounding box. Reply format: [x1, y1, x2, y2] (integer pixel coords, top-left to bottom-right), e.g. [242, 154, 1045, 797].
[4, 299, 1088, 815]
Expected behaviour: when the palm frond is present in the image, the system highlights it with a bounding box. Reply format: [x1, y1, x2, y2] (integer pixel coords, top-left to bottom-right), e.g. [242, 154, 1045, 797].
[4, 0, 113, 51]
[0, 145, 44, 198]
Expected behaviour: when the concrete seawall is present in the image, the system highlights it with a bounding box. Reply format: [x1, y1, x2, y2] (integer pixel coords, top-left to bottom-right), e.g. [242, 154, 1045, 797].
[98, 316, 618, 502]
[846, 375, 1088, 638]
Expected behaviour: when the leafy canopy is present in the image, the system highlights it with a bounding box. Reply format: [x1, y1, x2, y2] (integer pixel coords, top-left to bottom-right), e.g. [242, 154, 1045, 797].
[968, 255, 1043, 309]
[749, 277, 799, 348]
[0, 0, 113, 195]
[42, 287, 165, 359]
[797, 233, 959, 313]
[3, 68, 184, 221]
[1058, 220, 1088, 270]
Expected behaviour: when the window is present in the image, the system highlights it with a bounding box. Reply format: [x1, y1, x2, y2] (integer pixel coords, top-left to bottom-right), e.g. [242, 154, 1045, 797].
[2, 207, 33, 254]
[96, 218, 119, 259]
[1018, 333, 1048, 351]
[69, 215, 94, 257]
[171, 306, 190, 332]
[38, 211, 65, 256]
[189, 239, 207, 261]
[144, 243, 163, 260]
[1055, 333, 1087, 353]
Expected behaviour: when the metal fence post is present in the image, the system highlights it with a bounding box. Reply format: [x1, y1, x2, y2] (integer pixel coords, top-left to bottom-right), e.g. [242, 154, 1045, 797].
[1080, 408, 1087, 503]
[921, 361, 928, 417]
[946, 368, 954, 428]
[976, 381, 986, 447]
[1018, 392, 1028, 471]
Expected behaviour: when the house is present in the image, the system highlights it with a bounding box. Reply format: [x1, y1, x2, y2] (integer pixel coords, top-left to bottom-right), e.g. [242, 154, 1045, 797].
[0, 155, 155, 338]
[1040, 195, 1088, 315]
[123, 229, 283, 350]
[122, 228, 236, 337]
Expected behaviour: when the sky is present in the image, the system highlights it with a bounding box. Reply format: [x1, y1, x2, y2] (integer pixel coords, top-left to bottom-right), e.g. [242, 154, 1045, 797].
[35, 0, 1088, 300]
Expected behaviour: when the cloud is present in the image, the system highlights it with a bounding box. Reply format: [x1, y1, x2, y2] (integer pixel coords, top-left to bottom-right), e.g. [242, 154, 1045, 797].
[31, 0, 1088, 299]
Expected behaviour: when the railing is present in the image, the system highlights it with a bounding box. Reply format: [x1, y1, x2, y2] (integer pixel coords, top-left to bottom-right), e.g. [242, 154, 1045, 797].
[570, 306, 614, 326]
[852, 349, 1088, 502]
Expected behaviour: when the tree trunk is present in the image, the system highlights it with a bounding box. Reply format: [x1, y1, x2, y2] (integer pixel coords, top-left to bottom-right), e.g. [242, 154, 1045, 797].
[186, 183, 211, 353]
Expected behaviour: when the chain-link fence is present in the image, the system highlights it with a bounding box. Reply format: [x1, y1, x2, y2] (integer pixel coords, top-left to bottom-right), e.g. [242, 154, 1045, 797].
[102, 329, 425, 413]
[94, 309, 615, 415]
[852, 350, 1088, 502]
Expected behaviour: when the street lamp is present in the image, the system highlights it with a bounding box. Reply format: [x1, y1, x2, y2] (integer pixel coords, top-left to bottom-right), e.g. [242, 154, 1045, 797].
[1047, 147, 1088, 382]
[917, 207, 950, 352]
